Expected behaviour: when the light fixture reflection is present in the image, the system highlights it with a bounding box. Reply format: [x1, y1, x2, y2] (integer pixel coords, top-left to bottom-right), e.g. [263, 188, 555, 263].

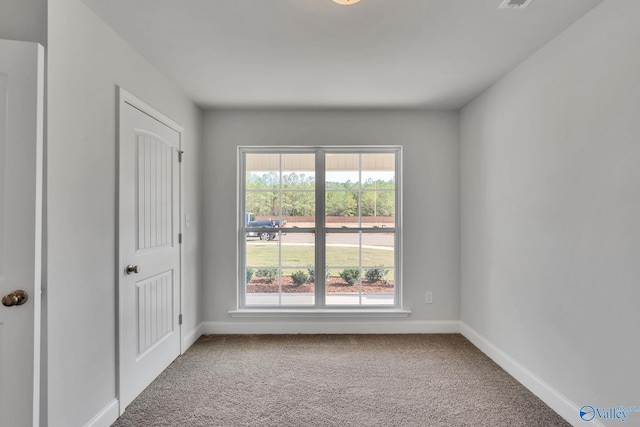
[332, 0, 361, 5]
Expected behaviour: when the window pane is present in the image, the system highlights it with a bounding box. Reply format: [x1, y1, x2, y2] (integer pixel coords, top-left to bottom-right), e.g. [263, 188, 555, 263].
[325, 232, 395, 306]
[245, 232, 316, 306]
[281, 249, 315, 306]
[361, 153, 395, 187]
[361, 233, 394, 268]
[361, 191, 395, 228]
[326, 153, 359, 189]
[325, 191, 359, 227]
[245, 266, 280, 306]
[246, 191, 281, 219]
[245, 236, 278, 267]
[279, 248, 320, 306]
[361, 271, 394, 305]
[280, 271, 315, 306]
[361, 233, 394, 305]
[325, 269, 361, 306]
[326, 233, 360, 266]
[281, 233, 314, 268]
[281, 191, 314, 228]
[246, 171, 279, 191]
[245, 153, 282, 225]
[247, 153, 279, 175]
[281, 153, 315, 228]
[326, 233, 360, 305]
[246, 152, 280, 191]
[281, 153, 315, 190]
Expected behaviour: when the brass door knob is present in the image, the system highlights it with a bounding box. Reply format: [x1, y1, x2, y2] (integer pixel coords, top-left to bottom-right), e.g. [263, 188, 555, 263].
[126, 265, 140, 275]
[2, 290, 28, 307]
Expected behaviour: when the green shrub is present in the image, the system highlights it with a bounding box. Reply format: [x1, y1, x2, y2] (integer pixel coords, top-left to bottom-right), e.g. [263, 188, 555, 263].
[291, 270, 309, 286]
[255, 268, 278, 284]
[246, 268, 255, 283]
[365, 267, 389, 282]
[307, 265, 330, 282]
[339, 268, 360, 286]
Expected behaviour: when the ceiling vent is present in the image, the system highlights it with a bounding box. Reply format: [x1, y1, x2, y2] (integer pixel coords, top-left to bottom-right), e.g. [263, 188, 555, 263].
[499, 0, 534, 9]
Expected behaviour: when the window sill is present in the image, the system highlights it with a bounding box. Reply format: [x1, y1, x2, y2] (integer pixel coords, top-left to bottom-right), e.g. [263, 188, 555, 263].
[228, 308, 412, 318]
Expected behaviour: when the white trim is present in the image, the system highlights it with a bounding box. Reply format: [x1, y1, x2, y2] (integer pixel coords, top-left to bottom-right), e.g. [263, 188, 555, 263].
[179, 119, 185, 355]
[118, 89, 184, 134]
[228, 309, 412, 318]
[83, 399, 119, 427]
[460, 322, 604, 427]
[201, 320, 460, 335]
[33, 42, 45, 427]
[182, 322, 205, 350]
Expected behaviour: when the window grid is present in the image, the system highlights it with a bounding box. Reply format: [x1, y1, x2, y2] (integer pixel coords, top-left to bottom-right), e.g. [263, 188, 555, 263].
[239, 147, 402, 309]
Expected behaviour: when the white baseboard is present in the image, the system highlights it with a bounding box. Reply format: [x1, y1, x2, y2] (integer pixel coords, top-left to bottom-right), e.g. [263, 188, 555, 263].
[182, 322, 205, 353]
[200, 320, 460, 335]
[84, 398, 118, 427]
[460, 322, 604, 427]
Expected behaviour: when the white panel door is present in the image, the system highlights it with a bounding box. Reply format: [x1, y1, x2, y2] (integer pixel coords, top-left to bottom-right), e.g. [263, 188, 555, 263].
[118, 89, 182, 411]
[0, 40, 43, 427]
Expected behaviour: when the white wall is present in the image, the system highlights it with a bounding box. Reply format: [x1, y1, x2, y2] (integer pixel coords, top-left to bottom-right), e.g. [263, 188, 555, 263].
[203, 109, 460, 331]
[0, 0, 46, 46]
[460, 0, 640, 422]
[47, 0, 203, 426]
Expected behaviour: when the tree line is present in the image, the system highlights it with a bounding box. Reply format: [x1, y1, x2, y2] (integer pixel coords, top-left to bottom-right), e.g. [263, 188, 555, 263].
[246, 172, 395, 217]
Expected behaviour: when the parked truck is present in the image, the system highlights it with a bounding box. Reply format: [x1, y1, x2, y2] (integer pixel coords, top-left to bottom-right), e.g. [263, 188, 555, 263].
[245, 212, 287, 241]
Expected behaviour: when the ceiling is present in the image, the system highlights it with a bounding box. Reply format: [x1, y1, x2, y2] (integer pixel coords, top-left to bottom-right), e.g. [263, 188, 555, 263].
[81, 0, 602, 110]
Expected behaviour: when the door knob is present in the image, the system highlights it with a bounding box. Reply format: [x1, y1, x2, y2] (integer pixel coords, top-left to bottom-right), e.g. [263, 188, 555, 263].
[2, 290, 28, 307]
[126, 265, 140, 275]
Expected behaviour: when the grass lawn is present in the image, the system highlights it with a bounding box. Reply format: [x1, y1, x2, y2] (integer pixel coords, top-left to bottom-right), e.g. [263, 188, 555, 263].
[246, 243, 394, 279]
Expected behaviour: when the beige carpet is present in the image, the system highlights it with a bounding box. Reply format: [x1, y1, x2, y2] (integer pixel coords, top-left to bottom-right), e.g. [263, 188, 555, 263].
[112, 334, 569, 426]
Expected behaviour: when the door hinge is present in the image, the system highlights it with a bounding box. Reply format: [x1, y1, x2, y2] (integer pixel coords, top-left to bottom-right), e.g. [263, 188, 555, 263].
[179, 233, 183, 244]
[178, 150, 184, 163]
[178, 314, 183, 325]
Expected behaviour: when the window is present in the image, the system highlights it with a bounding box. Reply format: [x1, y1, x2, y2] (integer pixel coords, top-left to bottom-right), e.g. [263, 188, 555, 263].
[239, 147, 402, 309]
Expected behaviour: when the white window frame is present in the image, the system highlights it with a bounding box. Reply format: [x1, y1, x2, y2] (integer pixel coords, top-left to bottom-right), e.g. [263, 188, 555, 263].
[236, 146, 404, 312]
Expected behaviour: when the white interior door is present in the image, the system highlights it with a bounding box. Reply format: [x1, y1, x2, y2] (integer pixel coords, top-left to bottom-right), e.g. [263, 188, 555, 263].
[118, 88, 182, 411]
[0, 40, 44, 427]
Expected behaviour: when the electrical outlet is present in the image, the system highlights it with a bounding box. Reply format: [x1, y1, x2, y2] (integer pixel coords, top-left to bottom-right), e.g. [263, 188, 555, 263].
[425, 291, 433, 304]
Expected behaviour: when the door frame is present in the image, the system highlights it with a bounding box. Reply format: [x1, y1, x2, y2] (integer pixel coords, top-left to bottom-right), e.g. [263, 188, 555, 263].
[116, 87, 184, 415]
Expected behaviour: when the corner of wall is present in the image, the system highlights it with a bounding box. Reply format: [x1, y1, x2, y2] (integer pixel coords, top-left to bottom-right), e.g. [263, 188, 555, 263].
[460, 323, 605, 427]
